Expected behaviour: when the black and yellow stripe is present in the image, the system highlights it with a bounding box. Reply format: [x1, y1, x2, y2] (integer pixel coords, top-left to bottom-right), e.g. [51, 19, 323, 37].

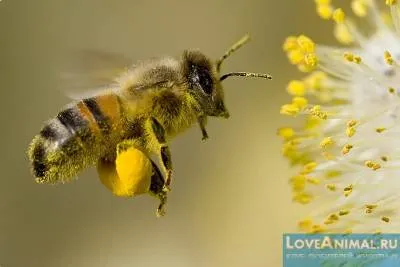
[29, 96, 118, 183]
[31, 140, 47, 178]
[82, 98, 111, 133]
[56, 108, 87, 135]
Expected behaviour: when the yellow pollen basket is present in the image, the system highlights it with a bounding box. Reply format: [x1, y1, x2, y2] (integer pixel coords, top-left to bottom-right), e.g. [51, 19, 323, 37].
[97, 147, 153, 197]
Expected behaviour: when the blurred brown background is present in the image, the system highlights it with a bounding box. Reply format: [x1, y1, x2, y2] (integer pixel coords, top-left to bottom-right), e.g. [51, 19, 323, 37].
[0, 1, 339, 266]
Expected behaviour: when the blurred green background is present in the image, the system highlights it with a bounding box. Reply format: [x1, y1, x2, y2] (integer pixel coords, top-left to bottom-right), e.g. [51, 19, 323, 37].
[0, 0, 341, 266]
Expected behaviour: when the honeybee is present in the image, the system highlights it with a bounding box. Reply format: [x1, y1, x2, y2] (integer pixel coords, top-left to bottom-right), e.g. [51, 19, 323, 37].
[27, 35, 271, 216]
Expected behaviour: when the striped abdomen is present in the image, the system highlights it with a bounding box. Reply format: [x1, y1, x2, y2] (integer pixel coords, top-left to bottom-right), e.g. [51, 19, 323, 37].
[28, 94, 123, 184]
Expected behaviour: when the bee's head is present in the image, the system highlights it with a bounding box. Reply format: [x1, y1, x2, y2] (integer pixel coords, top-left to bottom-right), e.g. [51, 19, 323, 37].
[181, 34, 271, 119]
[182, 50, 229, 118]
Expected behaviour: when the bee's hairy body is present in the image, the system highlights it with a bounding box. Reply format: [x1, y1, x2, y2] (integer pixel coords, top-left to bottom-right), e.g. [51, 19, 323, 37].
[27, 35, 271, 216]
[28, 53, 214, 185]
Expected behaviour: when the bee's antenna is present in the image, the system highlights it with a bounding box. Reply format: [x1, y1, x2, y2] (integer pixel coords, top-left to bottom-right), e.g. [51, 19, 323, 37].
[216, 34, 251, 72]
[220, 72, 272, 81]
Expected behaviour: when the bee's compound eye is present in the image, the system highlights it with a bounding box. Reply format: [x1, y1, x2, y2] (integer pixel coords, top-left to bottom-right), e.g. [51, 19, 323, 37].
[190, 65, 213, 95]
[197, 68, 213, 95]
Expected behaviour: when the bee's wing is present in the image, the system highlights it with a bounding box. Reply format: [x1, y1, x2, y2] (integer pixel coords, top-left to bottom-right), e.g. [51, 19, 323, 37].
[58, 50, 134, 100]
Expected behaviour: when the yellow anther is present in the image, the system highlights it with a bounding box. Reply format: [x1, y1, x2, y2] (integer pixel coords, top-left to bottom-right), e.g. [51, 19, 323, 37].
[365, 205, 377, 214]
[376, 127, 386, 133]
[365, 160, 381, 170]
[339, 210, 350, 216]
[310, 105, 328, 119]
[386, 0, 397, 6]
[283, 151, 310, 166]
[287, 80, 306, 96]
[381, 156, 389, 162]
[351, 0, 368, 17]
[286, 138, 301, 146]
[342, 144, 353, 155]
[347, 120, 358, 127]
[282, 141, 299, 158]
[346, 126, 356, 137]
[384, 51, 394, 65]
[344, 192, 352, 197]
[304, 71, 327, 91]
[317, 4, 333, 19]
[325, 170, 342, 178]
[382, 216, 390, 223]
[283, 139, 302, 156]
[293, 192, 313, 204]
[298, 64, 315, 73]
[285, 36, 319, 72]
[292, 97, 308, 109]
[297, 35, 315, 53]
[326, 184, 336, 191]
[303, 162, 317, 173]
[282, 146, 293, 157]
[344, 229, 353, 234]
[353, 56, 362, 64]
[389, 87, 396, 94]
[282, 145, 300, 160]
[307, 177, 320, 185]
[288, 49, 305, 65]
[324, 219, 335, 225]
[344, 52, 362, 63]
[328, 214, 339, 221]
[283, 36, 298, 52]
[344, 184, 353, 191]
[305, 116, 321, 129]
[365, 204, 378, 210]
[298, 218, 313, 231]
[311, 224, 325, 233]
[334, 24, 354, 44]
[315, 0, 331, 5]
[304, 53, 318, 67]
[320, 137, 335, 149]
[280, 104, 300, 116]
[344, 184, 353, 197]
[344, 52, 354, 62]
[291, 175, 306, 192]
[277, 127, 295, 140]
[333, 8, 345, 23]
[326, 215, 338, 224]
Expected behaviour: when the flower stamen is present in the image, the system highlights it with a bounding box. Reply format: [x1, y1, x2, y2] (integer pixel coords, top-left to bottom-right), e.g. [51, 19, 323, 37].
[281, 0, 400, 234]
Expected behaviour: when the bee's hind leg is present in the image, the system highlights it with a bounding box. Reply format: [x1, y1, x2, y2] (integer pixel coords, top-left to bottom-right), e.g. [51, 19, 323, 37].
[149, 159, 168, 217]
[155, 189, 168, 217]
[115, 139, 169, 217]
[197, 115, 209, 141]
[150, 117, 173, 192]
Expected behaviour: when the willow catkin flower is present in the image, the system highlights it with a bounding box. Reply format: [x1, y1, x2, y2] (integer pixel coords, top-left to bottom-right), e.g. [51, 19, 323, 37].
[279, 0, 400, 233]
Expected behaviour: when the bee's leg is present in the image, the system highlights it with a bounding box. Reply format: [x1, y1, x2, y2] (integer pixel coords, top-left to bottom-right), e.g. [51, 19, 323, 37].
[149, 160, 168, 217]
[150, 117, 173, 191]
[197, 115, 209, 141]
[116, 139, 139, 155]
[156, 191, 167, 217]
[115, 139, 170, 216]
